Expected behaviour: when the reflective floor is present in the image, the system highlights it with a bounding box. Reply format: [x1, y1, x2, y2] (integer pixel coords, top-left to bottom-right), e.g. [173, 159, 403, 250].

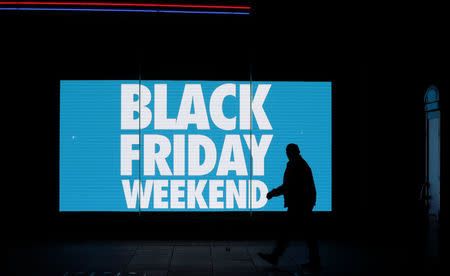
[7, 238, 437, 276]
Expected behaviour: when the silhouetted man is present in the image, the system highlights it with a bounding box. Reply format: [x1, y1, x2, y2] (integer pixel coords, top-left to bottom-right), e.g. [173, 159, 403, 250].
[258, 143, 321, 271]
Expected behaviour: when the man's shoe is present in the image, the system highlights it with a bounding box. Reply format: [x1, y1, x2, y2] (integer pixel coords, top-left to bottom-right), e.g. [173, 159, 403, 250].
[258, 252, 279, 266]
[302, 261, 322, 272]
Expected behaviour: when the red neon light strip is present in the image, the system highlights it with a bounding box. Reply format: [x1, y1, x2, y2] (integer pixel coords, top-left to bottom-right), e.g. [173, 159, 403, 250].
[0, 1, 251, 10]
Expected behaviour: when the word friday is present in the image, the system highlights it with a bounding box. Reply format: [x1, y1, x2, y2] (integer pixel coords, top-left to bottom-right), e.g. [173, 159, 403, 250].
[120, 83, 273, 209]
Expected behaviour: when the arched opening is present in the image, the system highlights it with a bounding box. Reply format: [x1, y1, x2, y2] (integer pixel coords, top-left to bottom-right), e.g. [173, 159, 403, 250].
[423, 85, 440, 258]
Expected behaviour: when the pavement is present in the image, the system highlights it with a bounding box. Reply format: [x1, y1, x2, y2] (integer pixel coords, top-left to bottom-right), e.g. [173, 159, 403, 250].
[6, 239, 429, 276]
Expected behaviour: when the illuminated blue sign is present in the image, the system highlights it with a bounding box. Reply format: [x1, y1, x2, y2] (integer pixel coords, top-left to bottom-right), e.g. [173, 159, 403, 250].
[60, 81, 331, 211]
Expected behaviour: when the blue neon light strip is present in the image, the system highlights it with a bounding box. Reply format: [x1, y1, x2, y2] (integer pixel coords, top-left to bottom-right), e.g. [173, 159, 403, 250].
[0, 7, 250, 15]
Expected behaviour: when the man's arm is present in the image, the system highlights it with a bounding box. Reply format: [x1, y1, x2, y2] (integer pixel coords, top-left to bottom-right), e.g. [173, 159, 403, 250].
[267, 164, 290, 199]
[266, 183, 286, 199]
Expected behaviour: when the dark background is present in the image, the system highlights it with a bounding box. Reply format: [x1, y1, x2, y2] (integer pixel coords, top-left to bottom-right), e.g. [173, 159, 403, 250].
[1, 1, 447, 246]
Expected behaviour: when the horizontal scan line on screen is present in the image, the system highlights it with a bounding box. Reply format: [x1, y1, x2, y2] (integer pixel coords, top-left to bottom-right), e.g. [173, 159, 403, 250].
[60, 81, 332, 212]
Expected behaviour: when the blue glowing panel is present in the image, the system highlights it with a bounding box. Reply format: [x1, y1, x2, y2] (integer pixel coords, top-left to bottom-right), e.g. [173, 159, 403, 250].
[60, 81, 331, 211]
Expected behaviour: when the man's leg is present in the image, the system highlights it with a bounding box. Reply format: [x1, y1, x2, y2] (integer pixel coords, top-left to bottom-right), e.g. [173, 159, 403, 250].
[272, 236, 289, 258]
[258, 235, 289, 266]
[306, 236, 320, 264]
[304, 211, 321, 270]
[258, 216, 292, 266]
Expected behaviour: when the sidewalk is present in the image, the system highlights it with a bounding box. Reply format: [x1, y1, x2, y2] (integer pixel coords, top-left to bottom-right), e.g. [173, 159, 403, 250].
[7, 239, 419, 276]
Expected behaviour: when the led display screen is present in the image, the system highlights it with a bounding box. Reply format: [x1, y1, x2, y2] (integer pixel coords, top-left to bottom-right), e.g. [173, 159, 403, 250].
[60, 81, 331, 211]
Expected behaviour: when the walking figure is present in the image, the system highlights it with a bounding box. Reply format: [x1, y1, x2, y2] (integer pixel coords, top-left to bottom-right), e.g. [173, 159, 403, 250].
[258, 143, 321, 272]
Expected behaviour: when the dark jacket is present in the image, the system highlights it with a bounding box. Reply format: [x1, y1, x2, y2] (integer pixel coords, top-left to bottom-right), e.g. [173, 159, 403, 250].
[268, 155, 316, 211]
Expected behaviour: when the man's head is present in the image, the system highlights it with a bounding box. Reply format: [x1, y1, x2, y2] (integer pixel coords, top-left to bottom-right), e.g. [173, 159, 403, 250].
[286, 143, 300, 161]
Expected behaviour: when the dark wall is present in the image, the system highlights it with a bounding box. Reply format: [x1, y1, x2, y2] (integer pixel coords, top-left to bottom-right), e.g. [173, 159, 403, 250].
[2, 2, 447, 242]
